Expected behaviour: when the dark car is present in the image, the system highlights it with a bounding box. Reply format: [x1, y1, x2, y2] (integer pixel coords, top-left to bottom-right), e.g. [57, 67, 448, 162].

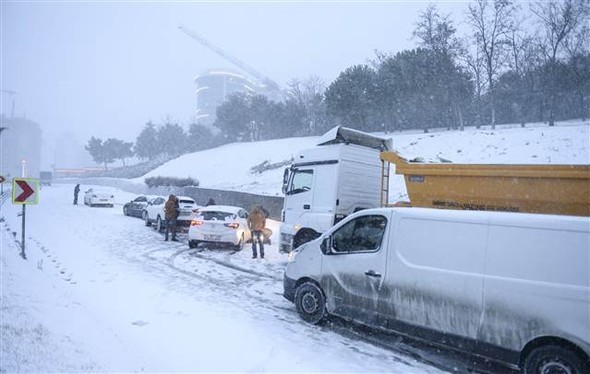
[123, 195, 149, 218]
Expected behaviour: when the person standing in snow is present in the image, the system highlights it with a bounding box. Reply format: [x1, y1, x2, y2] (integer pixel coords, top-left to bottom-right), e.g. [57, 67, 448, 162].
[164, 194, 180, 242]
[247, 205, 266, 259]
[73, 184, 80, 205]
[206, 197, 216, 206]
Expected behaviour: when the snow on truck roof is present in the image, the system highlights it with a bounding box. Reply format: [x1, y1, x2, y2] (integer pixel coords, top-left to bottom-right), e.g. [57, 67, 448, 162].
[316, 126, 392, 151]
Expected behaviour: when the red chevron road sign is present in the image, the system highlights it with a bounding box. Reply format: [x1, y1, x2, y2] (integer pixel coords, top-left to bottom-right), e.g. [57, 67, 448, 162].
[12, 178, 39, 205]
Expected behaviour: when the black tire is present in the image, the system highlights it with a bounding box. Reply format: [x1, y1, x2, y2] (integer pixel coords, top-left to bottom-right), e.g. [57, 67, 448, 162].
[523, 345, 589, 374]
[156, 216, 164, 232]
[234, 234, 244, 251]
[294, 282, 327, 325]
[143, 211, 151, 227]
[188, 240, 199, 249]
[123, 207, 128, 216]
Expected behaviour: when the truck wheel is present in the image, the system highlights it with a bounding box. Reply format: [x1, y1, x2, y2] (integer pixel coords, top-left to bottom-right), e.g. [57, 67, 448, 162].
[293, 230, 320, 250]
[143, 212, 151, 227]
[523, 345, 588, 374]
[294, 282, 326, 325]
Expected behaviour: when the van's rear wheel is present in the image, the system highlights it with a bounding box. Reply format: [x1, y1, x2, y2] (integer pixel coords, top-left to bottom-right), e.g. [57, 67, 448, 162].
[294, 282, 326, 325]
[523, 345, 588, 374]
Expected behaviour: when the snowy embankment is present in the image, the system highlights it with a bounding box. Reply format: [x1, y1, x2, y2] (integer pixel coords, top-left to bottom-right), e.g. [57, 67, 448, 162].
[133, 119, 589, 202]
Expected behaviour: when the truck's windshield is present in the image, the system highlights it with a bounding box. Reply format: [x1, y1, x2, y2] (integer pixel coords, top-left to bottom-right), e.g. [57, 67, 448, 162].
[287, 169, 313, 195]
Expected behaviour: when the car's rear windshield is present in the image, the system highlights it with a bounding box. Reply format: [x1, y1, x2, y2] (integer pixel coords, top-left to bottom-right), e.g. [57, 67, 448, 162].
[200, 211, 235, 221]
[179, 200, 194, 205]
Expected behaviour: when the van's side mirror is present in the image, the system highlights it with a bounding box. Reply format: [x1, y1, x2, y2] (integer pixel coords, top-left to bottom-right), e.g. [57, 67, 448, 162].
[320, 237, 331, 255]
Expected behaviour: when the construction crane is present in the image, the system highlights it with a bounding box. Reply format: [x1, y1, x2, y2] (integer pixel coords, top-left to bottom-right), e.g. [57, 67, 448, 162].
[0, 89, 16, 117]
[179, 25, 281, 92]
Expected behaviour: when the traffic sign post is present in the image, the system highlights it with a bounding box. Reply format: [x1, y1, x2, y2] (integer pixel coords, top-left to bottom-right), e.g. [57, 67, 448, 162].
[12, 178, 39, 259]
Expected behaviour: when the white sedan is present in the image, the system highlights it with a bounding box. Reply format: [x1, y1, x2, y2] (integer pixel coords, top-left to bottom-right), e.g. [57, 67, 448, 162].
[83, 188, 114, 207]
[143, 195, 198, 232]
[188, 205, 251, 250]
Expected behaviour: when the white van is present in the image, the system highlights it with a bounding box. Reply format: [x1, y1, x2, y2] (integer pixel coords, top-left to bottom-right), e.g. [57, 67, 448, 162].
[284, 207, 590, 372]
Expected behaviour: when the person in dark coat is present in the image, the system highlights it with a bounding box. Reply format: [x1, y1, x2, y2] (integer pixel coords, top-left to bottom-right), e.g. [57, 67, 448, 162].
[164, 194, 180, 241]
[206, 198, 216, 206]
[73, 184, 80, 205]
[247, 205, 266, 259]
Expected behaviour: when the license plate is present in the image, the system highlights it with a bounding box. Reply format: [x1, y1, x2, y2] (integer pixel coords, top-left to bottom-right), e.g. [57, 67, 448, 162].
[100, 199, 108, 201]
[179, 212, 189, 216]
[204, 234, 220, 241]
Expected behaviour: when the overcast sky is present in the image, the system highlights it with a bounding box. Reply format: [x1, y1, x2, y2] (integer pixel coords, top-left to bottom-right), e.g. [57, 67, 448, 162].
[1, 1, 467, 148]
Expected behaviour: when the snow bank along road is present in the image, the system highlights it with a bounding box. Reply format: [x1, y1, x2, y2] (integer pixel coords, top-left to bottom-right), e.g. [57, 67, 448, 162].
[1, 184, 511, 372]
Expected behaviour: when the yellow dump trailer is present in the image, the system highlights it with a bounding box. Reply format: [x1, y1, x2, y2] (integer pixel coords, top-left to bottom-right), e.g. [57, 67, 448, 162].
[380, 151, 590, 217]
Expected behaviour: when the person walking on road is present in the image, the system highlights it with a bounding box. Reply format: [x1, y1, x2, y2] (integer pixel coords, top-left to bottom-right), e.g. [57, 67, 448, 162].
[164, 194, 180, 242]
[247, 205, 266, 259]
[73, 184, 80, 205]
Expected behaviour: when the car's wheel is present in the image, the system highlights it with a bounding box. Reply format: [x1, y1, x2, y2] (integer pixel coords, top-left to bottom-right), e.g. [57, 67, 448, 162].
[156, 216, 164, 232]
[523, 345, 588, 374]
[234, 234, 244, 251]
[188, 240, 199, 249]
[123, 207, 128, 216]
[294, 282, 327, 325]
[144, 211, 151, 227]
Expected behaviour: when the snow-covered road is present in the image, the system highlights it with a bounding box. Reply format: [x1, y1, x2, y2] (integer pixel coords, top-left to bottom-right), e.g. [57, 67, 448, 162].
[1, 184, 511, 372]
[1, 184, 444, 372]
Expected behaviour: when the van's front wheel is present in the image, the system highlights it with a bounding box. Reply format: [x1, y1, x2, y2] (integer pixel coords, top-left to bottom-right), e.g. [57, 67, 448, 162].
[523, 345, 588, 374]
[294, 282, 326, 325]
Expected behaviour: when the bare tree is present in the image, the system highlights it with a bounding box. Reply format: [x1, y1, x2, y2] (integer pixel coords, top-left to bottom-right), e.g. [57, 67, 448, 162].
[467, 0, 516, 129]
[563, 17, 590, 120]
[532, 0, 589, 125]
[414, 4, 470, 131]
[460, 41, 487, 129]
[287, 75, 327, 135]
[413, 4, 462, 59]
[507, 23, 540, 127]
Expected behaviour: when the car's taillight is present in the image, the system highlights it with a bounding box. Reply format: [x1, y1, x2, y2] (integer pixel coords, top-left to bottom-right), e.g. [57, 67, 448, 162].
[191, 220, 204, 226]
[224, 222, 239, 229]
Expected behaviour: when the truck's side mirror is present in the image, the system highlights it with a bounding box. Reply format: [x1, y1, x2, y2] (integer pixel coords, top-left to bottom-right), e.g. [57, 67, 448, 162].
[282, 168, 290, 194]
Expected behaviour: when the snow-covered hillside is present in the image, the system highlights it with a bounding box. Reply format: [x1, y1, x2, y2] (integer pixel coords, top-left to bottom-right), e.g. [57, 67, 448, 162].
[133, 120, 589, 198]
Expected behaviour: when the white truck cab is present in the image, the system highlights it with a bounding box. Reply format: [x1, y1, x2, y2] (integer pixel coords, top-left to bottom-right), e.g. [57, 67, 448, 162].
[279, 127, 391, 253]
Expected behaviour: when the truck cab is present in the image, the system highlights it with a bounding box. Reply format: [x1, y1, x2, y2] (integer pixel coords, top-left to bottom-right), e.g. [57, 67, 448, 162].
[279, 126, 391, 253]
